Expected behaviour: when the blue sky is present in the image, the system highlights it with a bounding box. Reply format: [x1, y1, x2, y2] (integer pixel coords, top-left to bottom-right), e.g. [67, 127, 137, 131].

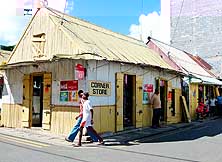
[69, 0, 160, 35]
[0, 0, 168, 46]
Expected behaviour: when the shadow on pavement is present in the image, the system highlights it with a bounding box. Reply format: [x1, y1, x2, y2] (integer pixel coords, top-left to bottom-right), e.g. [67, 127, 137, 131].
[137, 118, 222, 143]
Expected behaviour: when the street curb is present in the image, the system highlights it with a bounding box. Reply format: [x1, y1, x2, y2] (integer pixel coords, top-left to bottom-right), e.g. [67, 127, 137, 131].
[0, 117, 219, 146]
[127, 117, 219, 142]
[103, 122, 207, 143]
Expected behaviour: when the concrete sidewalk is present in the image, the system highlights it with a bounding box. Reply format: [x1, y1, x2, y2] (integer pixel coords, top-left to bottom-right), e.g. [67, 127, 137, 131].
[0, 117, 217, 147]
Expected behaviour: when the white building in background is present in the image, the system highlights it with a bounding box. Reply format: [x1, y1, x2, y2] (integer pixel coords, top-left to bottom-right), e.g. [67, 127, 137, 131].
[165, 0, 222, 78]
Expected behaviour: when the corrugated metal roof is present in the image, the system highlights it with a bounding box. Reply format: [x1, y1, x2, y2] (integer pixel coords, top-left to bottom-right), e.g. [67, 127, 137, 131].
[151, 40, 212, 77]
[147, 41, 183, 72]
[47, 8, 174, 70]
[187, 53, 217, 77]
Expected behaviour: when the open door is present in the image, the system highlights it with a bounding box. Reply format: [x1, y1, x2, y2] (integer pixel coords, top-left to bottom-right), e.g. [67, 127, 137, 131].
[156, 78, 167, 122]
[32, 75, 43, 127]
[167, 81, 174, 119]
[22, 74, 31, 128]
[115, 73, 124, 132]
[155, 78, 160, 92]
[136, 76, 143, 128]
[42, 73, 52, 130]
[123, 74, 136, 129]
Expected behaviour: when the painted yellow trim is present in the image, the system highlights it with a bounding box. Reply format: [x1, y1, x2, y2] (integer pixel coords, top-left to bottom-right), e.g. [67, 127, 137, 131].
[0, 134, 49, 148]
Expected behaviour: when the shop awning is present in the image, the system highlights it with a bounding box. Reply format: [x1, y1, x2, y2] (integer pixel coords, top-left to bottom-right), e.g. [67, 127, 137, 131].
[183, 74, 222, 85]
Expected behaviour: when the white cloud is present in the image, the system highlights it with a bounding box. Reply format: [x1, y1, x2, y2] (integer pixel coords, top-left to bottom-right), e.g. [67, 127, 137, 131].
[47, 0, 67, 12]
[129, 11, 170, 44]
[0, 0, 69, 46]
[0, 17, 29, 45]
[65, 1, 74, 14]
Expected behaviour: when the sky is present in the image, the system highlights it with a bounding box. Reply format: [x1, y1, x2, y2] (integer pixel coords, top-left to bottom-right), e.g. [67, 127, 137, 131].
[0, 0, 170, 46]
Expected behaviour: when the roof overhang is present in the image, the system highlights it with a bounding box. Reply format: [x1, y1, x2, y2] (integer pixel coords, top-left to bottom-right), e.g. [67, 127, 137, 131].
[184, 74, 222, 85]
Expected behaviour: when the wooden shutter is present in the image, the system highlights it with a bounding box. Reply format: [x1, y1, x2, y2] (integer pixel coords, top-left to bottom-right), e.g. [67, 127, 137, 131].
[22, 74, 31, 128]
[115, 73, 124, 132]
[42, 73, 52, 130]
[136, 76, 143, 128]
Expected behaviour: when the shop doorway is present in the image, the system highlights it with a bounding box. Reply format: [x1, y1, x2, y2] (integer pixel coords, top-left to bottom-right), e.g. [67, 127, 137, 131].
[123, 74, 136, 129]
[198, 85, 204, 102]
[32, 75, 43, 127]
[156, 79, 167, 122]
[160, 80, 167, 121]
[181, 80, 189, 109]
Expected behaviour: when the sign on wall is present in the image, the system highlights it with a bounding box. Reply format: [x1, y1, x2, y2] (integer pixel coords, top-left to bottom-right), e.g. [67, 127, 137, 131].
[89, 81, 111, 96]
[60, 80, 78, 102]
[143, 84, 153, 104]
[143, 84, 153, 92]
[75, 64, 85, 80]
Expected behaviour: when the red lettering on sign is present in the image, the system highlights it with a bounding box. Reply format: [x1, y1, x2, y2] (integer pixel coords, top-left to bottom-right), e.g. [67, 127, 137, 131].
[144, 84, 153, 92]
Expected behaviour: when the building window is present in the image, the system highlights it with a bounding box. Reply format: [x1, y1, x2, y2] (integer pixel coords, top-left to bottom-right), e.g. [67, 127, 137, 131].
[32, 33, 46, 58]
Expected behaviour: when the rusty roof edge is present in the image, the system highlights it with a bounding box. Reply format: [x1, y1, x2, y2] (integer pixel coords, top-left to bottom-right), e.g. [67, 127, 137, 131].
[2, 55, 185, 77]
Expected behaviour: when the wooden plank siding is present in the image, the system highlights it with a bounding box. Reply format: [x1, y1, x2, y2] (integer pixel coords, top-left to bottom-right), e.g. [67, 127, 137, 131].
[50, 105, 115, 135]
[167, 88, 182, 124]
[142, 104, 153, 127]
[8, 10, 78, 64]
[136, 75, 143, 128]
[1, 104, 22, 128]
[189, 84, 199, 119]
[115, 73, 124, 132]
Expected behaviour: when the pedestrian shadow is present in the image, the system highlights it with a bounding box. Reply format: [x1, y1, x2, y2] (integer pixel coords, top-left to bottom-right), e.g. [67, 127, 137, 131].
[136, 118, 222, 144]
[73, 141, 138, 147]
[102, 141, 139, 146]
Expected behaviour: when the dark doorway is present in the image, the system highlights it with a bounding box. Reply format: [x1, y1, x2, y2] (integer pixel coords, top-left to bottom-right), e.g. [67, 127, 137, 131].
[160, 80, 167, 121]
[123, 74, 135, 129]
[181, 80, 189, 110]
[32, 75, 43, 127]
[198, 85, 204, 102]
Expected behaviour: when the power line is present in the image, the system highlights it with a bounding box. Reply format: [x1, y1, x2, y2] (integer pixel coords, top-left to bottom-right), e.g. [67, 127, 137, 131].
[61, 0, 68, 25]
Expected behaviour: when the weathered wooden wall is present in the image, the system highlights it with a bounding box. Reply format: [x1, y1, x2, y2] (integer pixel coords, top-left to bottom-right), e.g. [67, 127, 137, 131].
[189, 84, 199, 119]
[167, 88, 182, 123]
[8, 9, 79, 64]
[142, 104, 153, 127]
[1, 104, 22, 128]
[3, 60, 182, 134]
[50, 105, 115, 135]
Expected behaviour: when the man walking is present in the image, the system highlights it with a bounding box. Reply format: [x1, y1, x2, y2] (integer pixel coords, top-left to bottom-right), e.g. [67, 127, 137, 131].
[151, 89, 162, 128]
[74, 92, 104, 147]
[65, 90, 97, 142]
[65, 90, 84, 142]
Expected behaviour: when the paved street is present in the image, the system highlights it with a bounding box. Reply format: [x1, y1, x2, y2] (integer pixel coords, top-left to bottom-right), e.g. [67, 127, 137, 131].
[0, 118, 222, 162]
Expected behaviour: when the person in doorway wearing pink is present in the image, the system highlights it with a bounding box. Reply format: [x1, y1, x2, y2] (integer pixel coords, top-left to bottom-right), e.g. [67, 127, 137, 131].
[73, 92, 104, 147]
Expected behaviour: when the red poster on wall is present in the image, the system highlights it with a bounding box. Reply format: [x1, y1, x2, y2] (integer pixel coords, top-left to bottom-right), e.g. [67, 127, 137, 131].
[143, 84, 153, 92]
[60, 80, 78, 91]
[75, 64, 85, 80]
[168, 92, 172, 101]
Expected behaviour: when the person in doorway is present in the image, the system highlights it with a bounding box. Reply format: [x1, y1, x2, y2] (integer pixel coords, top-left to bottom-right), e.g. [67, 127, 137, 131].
[74, 92, 104, 147]
[209, 96, 217, 116]
[204, 98, 210, 115]
[65, 90, 97, 142]
[151, 89, 162, 128]
[217, 94, 222, 116]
